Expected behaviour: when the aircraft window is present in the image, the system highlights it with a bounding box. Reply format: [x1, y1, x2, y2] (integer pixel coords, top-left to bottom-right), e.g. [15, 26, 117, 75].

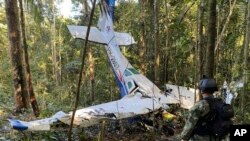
[127, 81, 132, 89]
[124, 69, 132, 76]
[128, 68, 139, 74]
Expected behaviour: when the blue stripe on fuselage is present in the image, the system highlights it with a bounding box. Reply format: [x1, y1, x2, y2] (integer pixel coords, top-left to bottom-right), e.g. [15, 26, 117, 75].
[108, 60, 128, 98]
[105, 47, 128, 97]
[104, 40, 128, 97]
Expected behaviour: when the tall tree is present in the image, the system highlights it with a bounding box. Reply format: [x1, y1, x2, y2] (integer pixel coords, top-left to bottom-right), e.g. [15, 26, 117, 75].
[154, 0, 160, 85]
[241, 0, 250, 123]
[163, 0, 169, 84]
[205, 0, 217, 78]
[83, 0, 95, 103]
[196, 0, 205, 101]
[88, 47, 95, 102]
[5, 0, 28, 112]
[19, 0, 40, 117]
[197, 0, 205, 80]
[214, 0, 237, 52]
[50, 1, 60, 85]
[139, 0, 147, 75]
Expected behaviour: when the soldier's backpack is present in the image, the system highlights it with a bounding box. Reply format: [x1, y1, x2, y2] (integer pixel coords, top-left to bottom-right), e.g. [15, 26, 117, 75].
[193, 97, 234, 138]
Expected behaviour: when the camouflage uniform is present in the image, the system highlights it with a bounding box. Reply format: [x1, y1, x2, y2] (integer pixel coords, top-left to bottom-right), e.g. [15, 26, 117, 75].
[180, 95, 229, 141]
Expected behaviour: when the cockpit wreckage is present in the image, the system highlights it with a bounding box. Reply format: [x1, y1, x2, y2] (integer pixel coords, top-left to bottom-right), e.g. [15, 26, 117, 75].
[9, 2, 205, 131]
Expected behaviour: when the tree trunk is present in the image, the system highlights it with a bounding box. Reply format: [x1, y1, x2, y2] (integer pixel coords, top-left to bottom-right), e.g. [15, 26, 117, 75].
[5, 0, 28, 112]
[52, 2, 59, 85]
[197, 0, 205, 80]
[164, 0, 169, 84]
[139, 0, 147, 75]
[147, 0, 155, 80]
[83, 0, 95, 103]
[19, 0, 40, 117]
[214, 0, 237, 52]
[241, 0, 250, 124]
[154, 0, 160, 86]
[196, 0, 205, 101]
[205, 0, 216, 78]
[88, 47, 95, 102]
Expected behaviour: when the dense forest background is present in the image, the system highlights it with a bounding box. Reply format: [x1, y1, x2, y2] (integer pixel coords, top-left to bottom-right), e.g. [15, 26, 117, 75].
[0, 0, 249, 140]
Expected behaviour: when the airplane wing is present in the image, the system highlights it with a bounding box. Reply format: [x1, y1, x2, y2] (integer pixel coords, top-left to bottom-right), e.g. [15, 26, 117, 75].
[114, 32, 136, 46]
[8, 92, 168, 131]
[8, 111, 67, 131]
[67, 25, 107, 44]
[59, 92, 168, 127]
[8, 86, 195, 131]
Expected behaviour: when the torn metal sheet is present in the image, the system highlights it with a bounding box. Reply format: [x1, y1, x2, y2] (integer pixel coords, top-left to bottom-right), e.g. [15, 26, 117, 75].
[165, 84, 196, 109]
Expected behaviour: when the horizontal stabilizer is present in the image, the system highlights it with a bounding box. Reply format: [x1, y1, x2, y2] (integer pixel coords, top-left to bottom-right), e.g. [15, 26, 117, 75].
[67, 25, 107, 44]
[67, 25, 135, 46]
[114, 32, 136, 46]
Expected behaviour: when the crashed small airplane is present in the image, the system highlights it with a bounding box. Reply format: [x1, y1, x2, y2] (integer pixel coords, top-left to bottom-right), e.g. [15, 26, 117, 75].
[8, 2, 196, 131]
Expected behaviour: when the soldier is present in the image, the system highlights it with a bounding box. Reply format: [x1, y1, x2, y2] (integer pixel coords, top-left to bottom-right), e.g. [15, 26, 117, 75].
[180, 78, 230, 141]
